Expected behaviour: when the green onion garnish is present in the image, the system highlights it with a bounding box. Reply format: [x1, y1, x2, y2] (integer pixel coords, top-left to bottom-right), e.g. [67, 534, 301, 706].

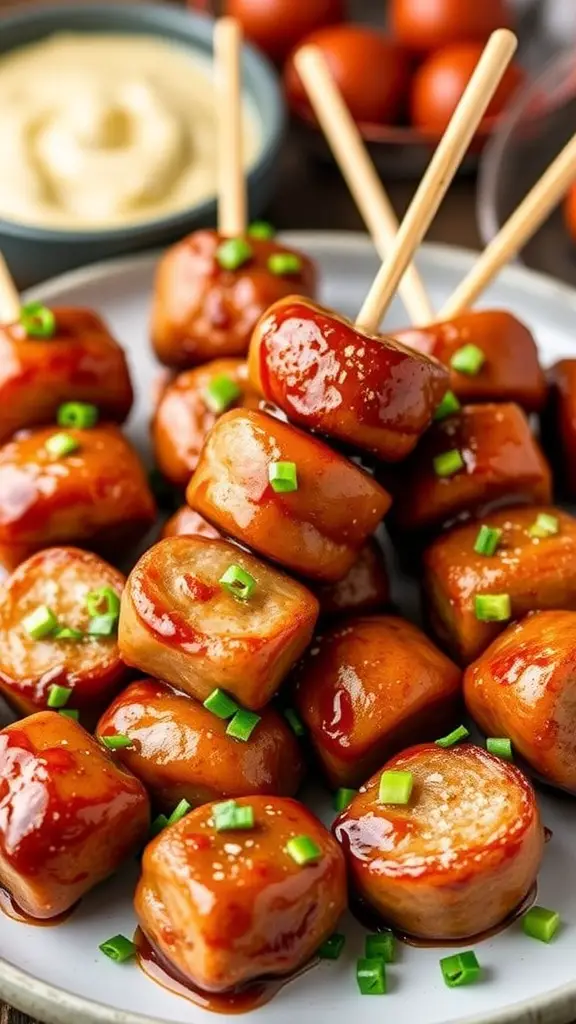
[167, 798, 192, 826]
[285, 834, 322, 866]
[58, 708, 79, 721]
[435, 725, 469, 748]
[22, 605, 58, 640]
[45, 432, 79, 458]
[365, 932, 395, 963]
[433, 390, 461, 422]
[150, 814, 168, 838]
[203, 688, 239, 720]
[226, 708, 261, 742]
[20, 302, 56, 339]
[433, 449, 464, 478]
[268, 461, 298, 493]
[356, 957, 387, 995]
[318, 933, 346, 960]
[487, 737, 513, 761]
[53, 626, 84, 642]
[440, 950, 481, 987]
[57, 402, 99, 429]
[204, 374, 241, 415]
[284, 708, 305, 737]
[219, 564, 256, 601]
[474, 525, 502, 557]
[450, 344, 485, 376]
[86, 587, 121, 619]
[100, 734, 132, 750]
[87, 614, 118, 637]
[248, 220, 275, 240]
[333, 787, 357, 812]
[474, 593, 511, 622]
[47, 684, 72, 709]
[522, 906, 560, 943]
[378, 770, 413, 805]
[267, 252, 302, 276]
[99, 934, 137, 963]
[528, 513, 559, 539]
[216, 237, 253, 271]
[213, 800, 255, 832]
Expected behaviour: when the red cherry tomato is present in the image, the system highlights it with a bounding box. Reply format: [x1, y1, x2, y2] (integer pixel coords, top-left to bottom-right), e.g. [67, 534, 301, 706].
[225, 0, 344, 63]
[565, 183, 576, 244]
[285, 25, 410, 125]
[410, 43, 525, 135]
[389, 0, 513, 54]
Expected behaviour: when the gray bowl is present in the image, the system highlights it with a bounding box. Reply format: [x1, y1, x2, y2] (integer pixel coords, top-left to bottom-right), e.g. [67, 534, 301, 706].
[0, 2, 285, 288]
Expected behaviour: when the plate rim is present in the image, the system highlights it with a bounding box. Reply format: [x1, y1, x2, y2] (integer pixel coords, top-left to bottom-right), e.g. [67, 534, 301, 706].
[3, 230, 576, 1024]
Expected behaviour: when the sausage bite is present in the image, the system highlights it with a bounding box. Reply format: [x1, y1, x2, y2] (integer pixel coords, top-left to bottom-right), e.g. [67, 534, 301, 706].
[151, 229, 316, 368]
[248, 297, 449, 461]
[160, 506, 222, 541]
[0, 307, 133, 444]
[0, 424, 156, 553]
[187, 409, 392, 582]
[294, 616, 461, 787]
[315, 538, 389, 619]
[0, 711, 149, 919]
[334, 743, 543, 940]
[542, 359, 576, 498]
[135, 796, 346, 992]
[425, 506, 576, 663]
[465, 610, 576, 793]
[97, 679, 305, 810]
[119, 536, 319, 709]
[392, 403, 552, 534]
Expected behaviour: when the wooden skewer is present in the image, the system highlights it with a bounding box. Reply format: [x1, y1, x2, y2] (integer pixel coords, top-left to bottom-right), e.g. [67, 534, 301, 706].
[355, 29, 518, 334]
[0, 253, 21, 324]
[294, 45, 435, 327]
[215, 17, 246, 237]
[439, 131, 576, 318]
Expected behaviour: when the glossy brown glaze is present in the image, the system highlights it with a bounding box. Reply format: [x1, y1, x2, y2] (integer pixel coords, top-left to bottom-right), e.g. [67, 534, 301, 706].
[334, 743, 543, 940]
[151, 230, 316, 368]
[425, 505, 576, 664]
[97, 679, 305, 810]
[0, 308, 133, 444]
[294, 616, 461, 787]
[119, 536, 319, 709]
[542, 359, 576, 498]
[0, 711, 149, 919]
[160, 506, 222, 542]
[396, 310, 547, 412]
[248, 297, 448, 461]
[315, 539, 389, 619]
[0, 543, 32, 584]
[0, 424, 156, 553]
[187, 409, 392, 582]
[465, 610, 576, 794]
[135, 796, 346, 992]
[392, 403, 552, 534]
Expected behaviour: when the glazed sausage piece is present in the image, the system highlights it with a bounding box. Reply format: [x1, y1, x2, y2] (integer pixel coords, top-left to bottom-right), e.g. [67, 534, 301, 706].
[119, 536, 319, 709]
[396, 310, 547, 412]
[187, 409, 392, 582]
[0, 307, 133, 444]
[97, 679, 305, 811]
[315, 538, 389, 618]
[0, 711, 149, 919]
[425, 506, 576, 664]
[392, 403, 552, 534]
[152, 358, 260, 488]
[0, 547, 127, 720]
[135, 796, 346, 992]
[294, 616, 461, 788]
[542, 359, 576, 498]
[0, 543, 32, 584]
[248, 297, 449, 461]
[335, 743, 543, 940]
[160, 506, 222, 541]
[151, 229, 316, 369]
[465, 610, 576, 793]
[0, 424, 156, 554]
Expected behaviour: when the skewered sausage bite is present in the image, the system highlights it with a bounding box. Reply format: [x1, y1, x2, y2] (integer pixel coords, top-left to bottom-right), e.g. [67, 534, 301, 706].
[465, 610, 576, 793]
[187, 409, 392, 582]
[425, 506, 576, 663]
[334, 743, 543, 940]
[119, 536, 319, 709]
[135, 796, 346, 992]
[97, 679, 305, 810]
[151, 230, 316, 369]
[294, 616, 461, 787]
[248, 297, 449, 461]
[543, 359, 576, 498]
[0, 711, 149, 919]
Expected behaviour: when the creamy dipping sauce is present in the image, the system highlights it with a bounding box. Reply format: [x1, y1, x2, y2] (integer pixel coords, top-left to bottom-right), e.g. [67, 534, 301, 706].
[0, 33, 262, 230]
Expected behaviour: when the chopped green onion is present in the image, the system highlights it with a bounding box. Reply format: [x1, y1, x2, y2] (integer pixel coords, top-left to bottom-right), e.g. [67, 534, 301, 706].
[433, 449, 464, 478]
[333, 787, 357, 812]
[22, 605, 58, 640]
[204, 374, 241, 415]
[99, 934, 137, 963]
[268, 252, 302, 276]
[57, 402, 99, 429]
[150, 813, 169, 838]
[58, 709, 79, 721]
[86, 587, 120, 619]
[284, 708, 305, 737]
[435, 725, 470, 748]
[167, 799, 192, 826]
[203, 688, 239, 720]
[450, 344, 485, 376]
[474, 593, 511, 622]
[216, 237, 253, 271]
[45, 432, 79, 458]
[100, 734, 133, 750]
[285, 834, 322, 866]
[378, 770, 413, 805]
[318, 933, 345, 960]
[20, 302, 56, 339]
[487, 737, 513, 761]
[356, 957, 387, 995]
[440, 950, 481, 987]
[474, 525, 502, 557]
[226, 708, 261, 742]
[53, 626, 84, 642]
[47, 684, 72, 709]
[87, 614, 118, 637]
[268, 461, 298, 493]
[365, 932, 395, 963]
[433, 390, 461, 421]
[528, 513, 559, 539]
[522, 906, 560, 943]
[248, 220, 275, 240]
[219, 564, 256, 601]
[213, 800, 255, 832]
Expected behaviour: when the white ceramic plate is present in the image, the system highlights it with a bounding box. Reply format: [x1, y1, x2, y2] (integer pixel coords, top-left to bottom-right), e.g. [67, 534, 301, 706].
[1, 232, 576, 1024]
